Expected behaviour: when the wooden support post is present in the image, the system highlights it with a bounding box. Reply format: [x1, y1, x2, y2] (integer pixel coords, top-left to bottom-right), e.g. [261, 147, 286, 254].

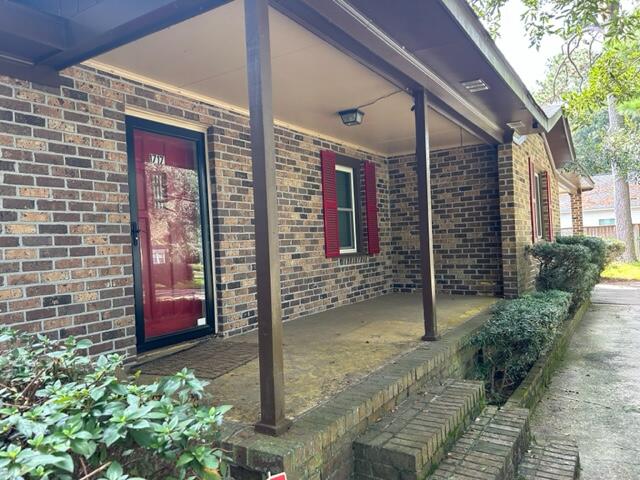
[414, 89, 439, 341]
[244, 0, 290, 436]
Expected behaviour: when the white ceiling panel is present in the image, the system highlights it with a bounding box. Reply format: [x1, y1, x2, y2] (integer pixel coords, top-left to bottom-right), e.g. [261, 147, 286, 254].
[96, 0, 483, 154]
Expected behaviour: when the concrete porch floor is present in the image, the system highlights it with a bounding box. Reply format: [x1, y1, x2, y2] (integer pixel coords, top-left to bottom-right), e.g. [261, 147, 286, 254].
[139, 292, 496, 423]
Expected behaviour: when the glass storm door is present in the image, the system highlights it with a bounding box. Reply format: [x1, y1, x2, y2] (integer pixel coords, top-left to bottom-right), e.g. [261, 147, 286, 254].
[127, 117, 214, 350]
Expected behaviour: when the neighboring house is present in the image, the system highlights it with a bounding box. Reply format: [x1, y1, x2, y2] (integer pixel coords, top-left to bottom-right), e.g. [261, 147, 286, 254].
[0, 0, 586, 443]
[560, 174, 640, 231]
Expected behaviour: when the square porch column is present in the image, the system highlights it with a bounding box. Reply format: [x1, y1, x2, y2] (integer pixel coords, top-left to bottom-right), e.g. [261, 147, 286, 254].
[244, 0, 290, 436]
[570, 190, 584, 235]
[414, 89, 438, 341]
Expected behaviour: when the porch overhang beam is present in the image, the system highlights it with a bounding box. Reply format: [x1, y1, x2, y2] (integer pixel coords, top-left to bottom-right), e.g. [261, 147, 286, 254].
[428, 95, 499, 147]
[414, 89, 439, 341]
[244, 0, 290, 436]
[42, 0, 233, 70]
[0, 0, 232, 86]
[271, 0, 504, 144]
[0, 57, 62, 87]
[0, 0, 72, 50]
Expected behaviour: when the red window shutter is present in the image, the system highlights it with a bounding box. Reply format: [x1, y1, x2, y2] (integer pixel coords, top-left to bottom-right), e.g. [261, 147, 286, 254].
[320, 150, 340, 258]
[545, 171, 554, 240]
[528, 158, 536, 243]
[364, 161, 380, 255]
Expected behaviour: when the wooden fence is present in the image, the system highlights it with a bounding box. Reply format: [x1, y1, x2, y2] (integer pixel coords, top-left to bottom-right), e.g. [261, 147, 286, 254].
[561, 224, 640, 253]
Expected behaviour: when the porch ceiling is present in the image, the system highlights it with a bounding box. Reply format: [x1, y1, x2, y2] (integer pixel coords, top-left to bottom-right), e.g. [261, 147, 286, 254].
[93, 0, 481, 155]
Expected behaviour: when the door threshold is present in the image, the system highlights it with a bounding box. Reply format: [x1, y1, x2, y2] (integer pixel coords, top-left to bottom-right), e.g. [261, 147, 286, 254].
[130, 336, 211, 371]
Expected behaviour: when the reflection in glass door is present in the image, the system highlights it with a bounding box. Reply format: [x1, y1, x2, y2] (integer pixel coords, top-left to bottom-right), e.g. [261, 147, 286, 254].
[127, 117, 213, 350]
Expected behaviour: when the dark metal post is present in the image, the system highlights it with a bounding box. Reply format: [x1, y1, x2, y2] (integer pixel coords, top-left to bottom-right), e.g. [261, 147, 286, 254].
[244, 0, 290, 436]
[414, 89, 439, 341]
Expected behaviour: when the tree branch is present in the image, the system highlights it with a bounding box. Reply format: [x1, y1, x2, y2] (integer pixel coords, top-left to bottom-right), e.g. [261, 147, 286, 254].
[78, 462, 111, 480]
[565, 35, 585, 89]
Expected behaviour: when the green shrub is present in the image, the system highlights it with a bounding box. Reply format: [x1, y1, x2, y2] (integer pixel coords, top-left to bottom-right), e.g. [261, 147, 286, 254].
[604, 238, 626, 264]
[468, 290, 572, 404]
[555, 235, 608, 270]
[0, 329, 229, 480]
[530, 241, 600, 308]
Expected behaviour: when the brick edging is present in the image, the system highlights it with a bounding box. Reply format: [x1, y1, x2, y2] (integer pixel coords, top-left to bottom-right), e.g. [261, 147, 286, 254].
[220, 309, 493, 478]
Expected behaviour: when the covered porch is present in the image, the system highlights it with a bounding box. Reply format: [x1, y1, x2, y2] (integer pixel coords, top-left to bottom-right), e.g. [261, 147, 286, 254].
[0, 0, 527, 438]
[136, 292, 496, 423]
[83, 0, 506, 436]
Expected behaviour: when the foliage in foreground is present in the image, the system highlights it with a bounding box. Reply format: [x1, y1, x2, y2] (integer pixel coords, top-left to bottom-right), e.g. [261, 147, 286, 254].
[0, 329, 229, 480]
[602, 261, 640, 281]
[469, 290, 572, 404]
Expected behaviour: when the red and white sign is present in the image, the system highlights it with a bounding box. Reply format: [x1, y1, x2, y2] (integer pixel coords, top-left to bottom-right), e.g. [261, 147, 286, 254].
[267, 473, 287, 480]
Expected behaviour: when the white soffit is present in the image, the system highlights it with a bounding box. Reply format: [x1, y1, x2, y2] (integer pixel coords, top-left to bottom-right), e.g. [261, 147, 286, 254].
[95, 0, 481, 154]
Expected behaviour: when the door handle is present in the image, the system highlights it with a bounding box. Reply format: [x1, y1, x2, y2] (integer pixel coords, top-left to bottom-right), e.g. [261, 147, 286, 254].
[130, 221, 140, 246]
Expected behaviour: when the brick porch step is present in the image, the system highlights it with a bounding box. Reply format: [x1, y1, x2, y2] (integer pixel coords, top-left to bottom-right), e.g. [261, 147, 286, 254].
[428, 405, 530, 480]
[353, 379, 484, 480]
[517, 436, 580, 479]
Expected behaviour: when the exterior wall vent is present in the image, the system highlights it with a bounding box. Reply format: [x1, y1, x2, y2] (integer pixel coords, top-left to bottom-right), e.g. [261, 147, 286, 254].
[461, 79, 489, 92]
[507, 120, 526, 131]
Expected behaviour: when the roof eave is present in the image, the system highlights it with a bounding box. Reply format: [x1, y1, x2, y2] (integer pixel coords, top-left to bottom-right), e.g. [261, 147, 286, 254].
[563, 116, 577, 164]
[437, 0, 554, 132]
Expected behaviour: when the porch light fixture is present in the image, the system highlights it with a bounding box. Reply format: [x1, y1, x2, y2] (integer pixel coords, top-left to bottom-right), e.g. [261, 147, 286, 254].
[461, 78, 489, 93]
[338, 108, 365, 126]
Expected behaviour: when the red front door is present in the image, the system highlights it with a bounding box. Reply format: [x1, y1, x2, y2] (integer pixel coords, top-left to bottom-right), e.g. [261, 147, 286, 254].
[129, 121, 211, 345]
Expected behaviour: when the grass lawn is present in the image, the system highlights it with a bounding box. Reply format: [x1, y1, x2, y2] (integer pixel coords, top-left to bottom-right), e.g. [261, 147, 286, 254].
[602, 262, 640, 281]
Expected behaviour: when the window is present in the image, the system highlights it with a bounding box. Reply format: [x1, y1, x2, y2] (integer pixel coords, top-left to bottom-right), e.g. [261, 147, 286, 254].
[529, 162, 555, 242]
[533, 172, 544, 239]
[599, 218, 615, 226]
[320, 150, 378, 258]
[336, 165, 358, 253]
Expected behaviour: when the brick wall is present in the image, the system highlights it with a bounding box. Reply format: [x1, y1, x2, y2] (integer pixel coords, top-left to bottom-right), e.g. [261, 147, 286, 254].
[0, 64, 563, 357]
[498, 135, 561, 297]
[214, 120, 393, 333]
[0, 71, 135, 357]
[0, 66, 393, 357]
[389, 144, 503, 296]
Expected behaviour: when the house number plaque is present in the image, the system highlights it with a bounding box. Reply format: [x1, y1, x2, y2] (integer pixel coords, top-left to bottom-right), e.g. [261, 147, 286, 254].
[149, 153, 165, 165]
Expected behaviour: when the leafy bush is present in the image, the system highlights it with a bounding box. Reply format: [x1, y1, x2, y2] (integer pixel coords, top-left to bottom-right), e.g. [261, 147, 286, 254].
[603, 238, 626, 264]
[555, 235, 608, 270]
[469, 290, 572, 404]
[470, 237, 608, 404]
[530, 240, 600, 308]
[0, 329, 229, 480]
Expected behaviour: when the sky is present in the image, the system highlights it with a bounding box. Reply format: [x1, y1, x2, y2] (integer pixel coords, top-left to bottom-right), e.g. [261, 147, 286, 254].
[494, 0, 564, 92]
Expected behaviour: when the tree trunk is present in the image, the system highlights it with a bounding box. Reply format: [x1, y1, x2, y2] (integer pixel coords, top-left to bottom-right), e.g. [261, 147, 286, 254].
[607, 94, 638, 262]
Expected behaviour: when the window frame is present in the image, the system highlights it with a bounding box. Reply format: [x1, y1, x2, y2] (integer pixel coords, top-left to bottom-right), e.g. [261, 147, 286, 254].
[533, 172, 544, 240]
[334, 155, 363, 255]
[335, 164, 358, 254]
